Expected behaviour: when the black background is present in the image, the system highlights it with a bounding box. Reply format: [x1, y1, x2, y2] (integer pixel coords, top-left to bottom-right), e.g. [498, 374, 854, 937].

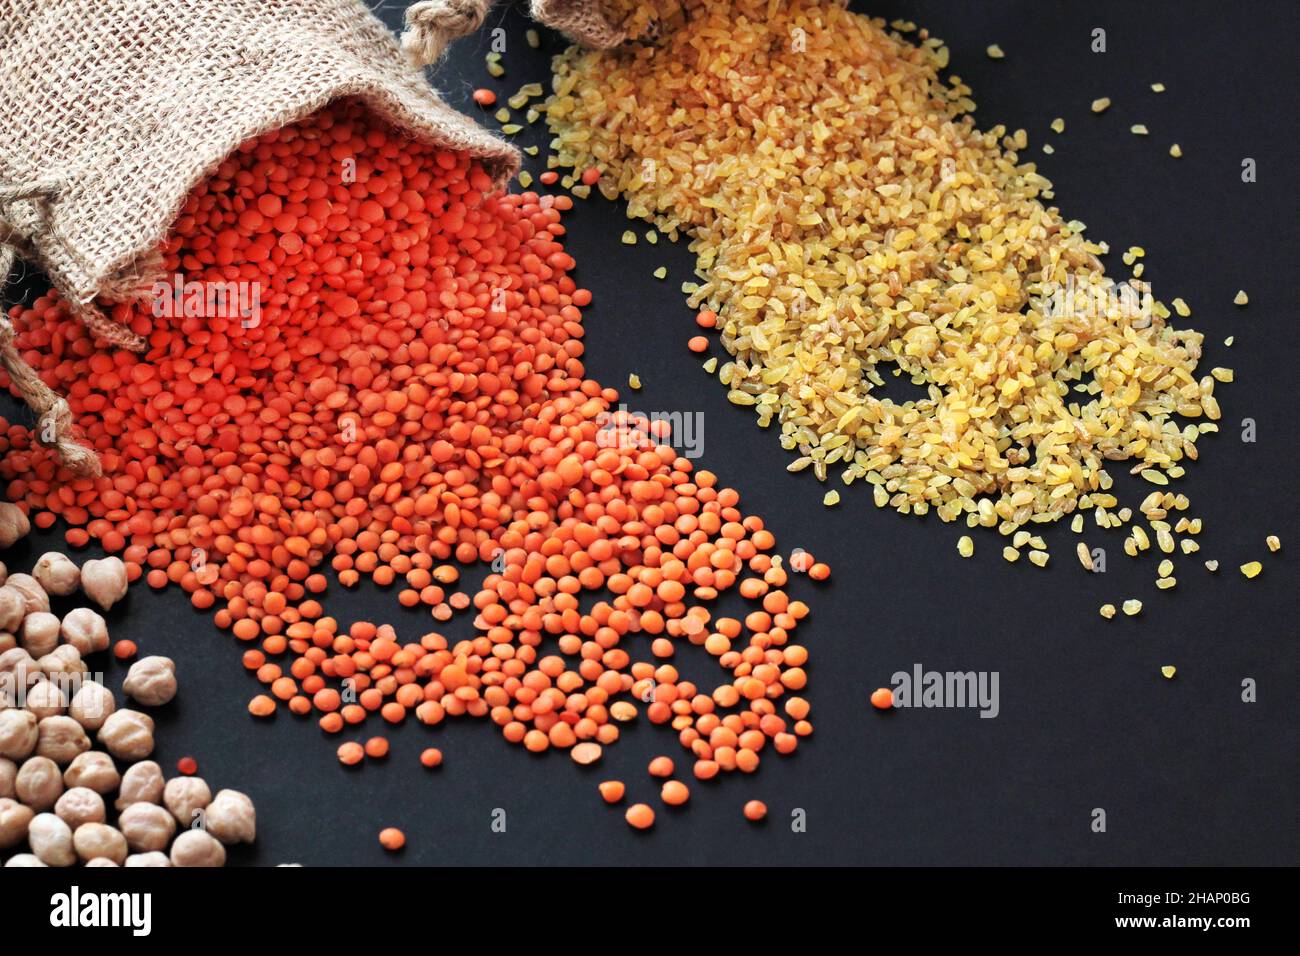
[2, 0, 1296, 867]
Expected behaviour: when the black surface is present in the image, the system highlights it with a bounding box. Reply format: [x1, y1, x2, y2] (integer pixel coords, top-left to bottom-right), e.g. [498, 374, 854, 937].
[2, 0, 1296, 866]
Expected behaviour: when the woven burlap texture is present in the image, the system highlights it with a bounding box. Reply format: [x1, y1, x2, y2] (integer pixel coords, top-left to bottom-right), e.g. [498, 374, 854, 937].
[528, 0, 625, 48]
[0, 0, 520, 475]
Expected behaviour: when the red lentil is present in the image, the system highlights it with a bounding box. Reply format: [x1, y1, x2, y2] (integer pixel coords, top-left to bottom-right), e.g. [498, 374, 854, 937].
[743, 799, 767, 821]
[871, 688, 894, 710]
[378, 827, 406, 850]
[625, 803, 654, 829]
[0, 101, 819, 812]
[661, 779, 689, 806]
[599, 780, 624, 803]
[419, 747, 443, 768]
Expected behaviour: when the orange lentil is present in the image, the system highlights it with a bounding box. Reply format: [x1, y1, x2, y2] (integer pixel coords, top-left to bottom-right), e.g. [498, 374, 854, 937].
[695, 309, 718, 328]
[337, 741, 364, 766]
[648, 755, 674, 778]
[471, 88, 497, 106]
[743, 799, 767, 822]
[364, 736, 390, 759]
[625, 803, 655, 830]
[687, 336, 709, 353]
[113, 640, 137, 660]
[378, 827, 405, 851]
[599, 780, 625, 803]
[176, 756, 198, 776]
[661, 779, 690, 806]
[0, 101, 816, 817]
[871, 688, 894, 710]
[419, 748, 443, 768]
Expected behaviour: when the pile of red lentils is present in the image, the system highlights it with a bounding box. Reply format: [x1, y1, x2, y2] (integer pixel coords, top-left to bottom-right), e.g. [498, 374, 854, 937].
[0, 101, 815, 824]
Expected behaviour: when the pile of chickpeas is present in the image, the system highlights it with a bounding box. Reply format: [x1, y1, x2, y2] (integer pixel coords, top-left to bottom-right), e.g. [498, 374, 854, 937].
[0, 528, 256, 866]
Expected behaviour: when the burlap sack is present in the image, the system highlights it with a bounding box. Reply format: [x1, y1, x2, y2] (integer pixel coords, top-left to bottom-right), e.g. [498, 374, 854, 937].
[0, 0, 528, 476]
[527, 0, 626, 48]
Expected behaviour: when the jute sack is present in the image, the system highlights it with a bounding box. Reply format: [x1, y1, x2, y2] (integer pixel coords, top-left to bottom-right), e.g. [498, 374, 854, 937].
[0, 0, 530, 477]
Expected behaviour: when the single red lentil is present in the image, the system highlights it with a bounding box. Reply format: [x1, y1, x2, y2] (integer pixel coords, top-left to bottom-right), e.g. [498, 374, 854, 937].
[625, 803, 654, 829]
[599, 780, 624, 803]
[661, 779, 689, 806]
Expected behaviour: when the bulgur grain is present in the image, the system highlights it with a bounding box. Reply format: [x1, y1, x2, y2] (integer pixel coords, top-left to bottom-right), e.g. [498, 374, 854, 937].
[544, 0, 1214, 540]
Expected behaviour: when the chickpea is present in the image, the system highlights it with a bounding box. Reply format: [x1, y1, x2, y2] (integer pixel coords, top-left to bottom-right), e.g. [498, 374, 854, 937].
[0, 647, 37, 686]
[0, 560, 6, 586]
[169, 828, 226, 867]
[85, 857, 119, 867]
[19, 612, 60, 658]
[0, 502, 30, 550]
[121, 656, 177, 708]
[97, 709, 154, 761]
[163, 776, 211, 826]
[0, 632, 13, 654]
[60, 607, 109, 656]
[0, 796, 34, 848]
[0, 756, 14, 798]
[63, 751, 120, 795]
[80, 557, 129, 611]
[5, 573, 49, 615]
[124, 851, 171, 867]
[0, 708, 38, 760]
[205, 789, 256, 844]
[118, 801, 176, 852]
[36, 715, 91, 765]
[15, 755, 63, 810]
[0, 587, 23, 632]
[54, 786, 106, 828]
[28, 812, 76, 866]
[115, 760, 163, 809]
[37, 644, 86, 678]
[32, 552, 80, 597]
[3, 853, 45, 866]
[23, 678, 66, 720]
[73, 822, 128, 864]
[68, 679, 116, 731]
